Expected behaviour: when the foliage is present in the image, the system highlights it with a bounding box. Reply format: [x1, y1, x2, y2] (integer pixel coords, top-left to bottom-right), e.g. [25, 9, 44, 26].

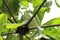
[0, 0, 60, 40]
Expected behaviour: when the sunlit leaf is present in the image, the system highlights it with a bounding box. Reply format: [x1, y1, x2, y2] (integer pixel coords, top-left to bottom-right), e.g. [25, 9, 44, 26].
[31, 0, 44, 7]
[6, 34, 19, 40]
[0, 0, 2, 7]
[0, 36, 3, 40]
[0, 13, 8, 25]
[19, 0, 28, 7]
[37, 7, 50, 23]
[19, 0, 44, 7]
[0, 26, 8, 33]
[43, 18, 60, 40]
[6, 23, 22, 29]
[0, 13, 8, 33]
[43, 18, 60, 25]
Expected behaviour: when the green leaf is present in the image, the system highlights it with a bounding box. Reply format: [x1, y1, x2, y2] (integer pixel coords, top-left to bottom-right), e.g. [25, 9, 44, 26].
[19, 0, 44, 7]
[0, 13, 8, 25]
[6, 34, 19, 40]
[43, 18, 60, 25]
[31, 0, 44, 7]
[1, 0, 20, 16]
[6, 23, 22, 29]
[0, 36, 3, 40]
[0, 26, 8, 33]
[43, 18, 60, 40]
[0, 0, 2, 7]
[37, 7, 50, 24]
[0, 13, 7, 20]
[19, 0, 28, 7]
[0, 13, 8, 33]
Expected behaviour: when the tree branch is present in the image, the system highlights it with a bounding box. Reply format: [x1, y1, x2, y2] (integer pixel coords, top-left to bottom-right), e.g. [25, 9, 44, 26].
[26, 0, 46, 25]
[29, 27, 37, 30]
[3, 0, 17, 23]
[1, 32, 16, 36]
[19, 34, 23, 40]
[8, 18, 14, 23]
[29, 24, 60, 30]
[41, 24, 60, 28]
[1, 24, 60, 35]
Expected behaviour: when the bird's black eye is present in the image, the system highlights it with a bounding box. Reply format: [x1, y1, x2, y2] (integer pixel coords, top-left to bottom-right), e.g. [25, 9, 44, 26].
[16, 24, 29, 35]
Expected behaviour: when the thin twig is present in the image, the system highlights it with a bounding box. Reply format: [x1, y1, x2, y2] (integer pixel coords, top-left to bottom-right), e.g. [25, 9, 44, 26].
[1, 24, 60, 36]
[3, 0, 17, 23]
[1, 32, 17, 36]
[19, 34, 23, 40]
[29, 24, 60, 30]
[26, 0, 46, 25]
[29, 27, 37, 30]
[8, 18, 14, 23]
[41, 24, 60, 28]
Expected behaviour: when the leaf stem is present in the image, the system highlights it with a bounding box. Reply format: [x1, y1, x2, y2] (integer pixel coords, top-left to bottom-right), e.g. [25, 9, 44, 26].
[41, 24, 60, 28]
[1, 32, 16, 36]
[29, 24, 60, 30]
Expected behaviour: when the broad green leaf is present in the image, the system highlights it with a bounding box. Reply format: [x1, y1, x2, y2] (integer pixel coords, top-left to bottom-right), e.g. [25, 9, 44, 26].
[43, 18, 60, 40]
[0, 13, 7, 19]
[0, 14, 4, 19]
[0, 36, 3, 40]
[43, 18, 60, 25]
[23, 36, 28, 40]
[6, 23, 22, 29]
[19, 0, 43, 7]
[0, 26, 8, 33]
[0, 0, 2, 7]
[37, 7, 50, 24]
[19, 0, 28, 7]
[0, 13, 8, 25]
[21, 1, 28, 7]
[6, 34, 19, 40]
[1, 0, 20, 16]
[31, 0, 44, 7]
[0, 14, 8, 33]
